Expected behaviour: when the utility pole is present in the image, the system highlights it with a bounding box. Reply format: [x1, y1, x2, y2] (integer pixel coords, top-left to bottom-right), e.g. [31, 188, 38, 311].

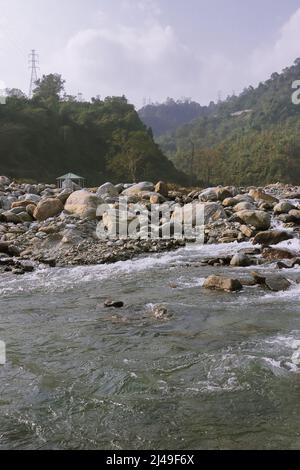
[28, 49, 39, 98]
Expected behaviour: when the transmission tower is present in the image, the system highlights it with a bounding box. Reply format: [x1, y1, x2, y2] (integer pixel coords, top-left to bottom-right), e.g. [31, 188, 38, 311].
[28, 49, 40, 98]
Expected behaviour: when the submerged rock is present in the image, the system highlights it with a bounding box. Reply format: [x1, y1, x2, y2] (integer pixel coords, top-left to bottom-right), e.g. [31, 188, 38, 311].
[104, 300, 124, 309]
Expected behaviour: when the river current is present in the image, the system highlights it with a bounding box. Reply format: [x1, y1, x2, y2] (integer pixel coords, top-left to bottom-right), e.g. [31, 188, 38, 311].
[0, 240, 299, 449]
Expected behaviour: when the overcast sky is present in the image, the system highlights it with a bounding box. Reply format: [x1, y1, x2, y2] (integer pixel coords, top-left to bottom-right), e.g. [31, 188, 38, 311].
[1, 0, 300, 107]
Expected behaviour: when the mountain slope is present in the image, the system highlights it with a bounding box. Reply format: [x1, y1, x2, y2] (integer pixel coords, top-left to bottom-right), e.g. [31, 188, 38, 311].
[155, 59, 300, 186]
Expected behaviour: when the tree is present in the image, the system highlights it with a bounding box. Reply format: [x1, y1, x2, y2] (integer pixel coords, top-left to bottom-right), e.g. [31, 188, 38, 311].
[33, 74, 66, 101]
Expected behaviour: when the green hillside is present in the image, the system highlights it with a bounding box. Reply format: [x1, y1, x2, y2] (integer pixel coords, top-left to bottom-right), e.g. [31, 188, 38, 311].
[156, 59, 300, 186]
[0, 74, 184, 186]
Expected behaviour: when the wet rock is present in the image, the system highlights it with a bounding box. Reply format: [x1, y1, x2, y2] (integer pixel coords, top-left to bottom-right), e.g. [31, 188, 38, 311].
[262, 247, 297, 261]
[251, 271, 291, 291]
[277, 258, 300, 269]
[152, 304, 171, 320]
[230, 253, 252, 267]
[264, 275, 291, 292]
[203, 275, 243, 292]
[253, 230, 294, 246]
[34, 198, 64, 221]
[234, 210, 271, 230]
[104, 300, 124, 308]
[277, 213, 295, 224]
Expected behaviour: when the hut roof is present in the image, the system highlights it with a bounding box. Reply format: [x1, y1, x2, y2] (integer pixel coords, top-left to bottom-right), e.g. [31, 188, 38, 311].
[57, 173, 84, 180]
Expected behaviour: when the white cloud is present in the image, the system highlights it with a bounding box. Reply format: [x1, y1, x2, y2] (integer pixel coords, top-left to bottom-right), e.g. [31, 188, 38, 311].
[250, 8, 300, 82]
[45, 4, 300, 107]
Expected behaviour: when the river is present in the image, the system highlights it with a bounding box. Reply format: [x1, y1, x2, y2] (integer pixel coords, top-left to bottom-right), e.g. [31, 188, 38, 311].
[0, 241, 299, 450]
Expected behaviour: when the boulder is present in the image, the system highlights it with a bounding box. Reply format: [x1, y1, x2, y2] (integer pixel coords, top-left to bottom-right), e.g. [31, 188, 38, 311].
[235, 210, 271, 230]
[249, 189, 278, 204]
[122, 182, 154, 196]
[33, 198, 64, 221]
[199, 188, 218, 202]
[155, 181, 169, 198]
[274, 201, 295, 215]
[57, 189, 73, 204]
[251, 271, 291, 292]
[262, 247, 296, 261]
[253, 230, 294, 246]
[172, 202, 227, 226]
[65, 190, 101, 220]
[97, 182, 119, 198]
[240, 224, 256, 238]
[216, 186, 237, 201]
[203, 275, 243, 292]
[233, 202, 256, 212]
[0, 176, 11, 186]
[230, 253, 252, 267]
[289, 209, 300, 221]
[0, 211, 21, 224]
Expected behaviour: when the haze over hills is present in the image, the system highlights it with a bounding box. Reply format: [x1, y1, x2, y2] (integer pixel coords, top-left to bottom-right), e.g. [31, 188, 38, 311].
[139, 59, 300, 187]
[139, 99, 216, 137]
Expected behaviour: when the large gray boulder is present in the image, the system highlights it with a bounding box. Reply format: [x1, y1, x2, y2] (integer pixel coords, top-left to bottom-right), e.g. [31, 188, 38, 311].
[0, 176, 11, 186]
[97, 183, 119, 198]
[122, 182, 154, 197]
[172, 202, 227, 226]
[235, 210, 271, 230]
[65, 190, 102, 220]
[274, 201, 296, 214]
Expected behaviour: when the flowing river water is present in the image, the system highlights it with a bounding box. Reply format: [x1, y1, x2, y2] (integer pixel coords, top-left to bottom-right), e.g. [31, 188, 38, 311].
[0, 240, 300, 450]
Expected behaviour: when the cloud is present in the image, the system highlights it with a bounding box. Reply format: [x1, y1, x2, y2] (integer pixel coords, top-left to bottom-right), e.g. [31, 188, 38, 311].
[250, 8, 300, 82]
[52, 3, 200, 106]
[46, 3, 300, 107]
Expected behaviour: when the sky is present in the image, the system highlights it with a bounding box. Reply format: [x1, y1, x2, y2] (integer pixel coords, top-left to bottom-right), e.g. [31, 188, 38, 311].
[1, 0, 300, 108]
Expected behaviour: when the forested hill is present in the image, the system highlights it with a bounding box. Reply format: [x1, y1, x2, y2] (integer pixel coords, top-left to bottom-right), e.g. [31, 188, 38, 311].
[138, 98, 215, 137]
[155, 59, 300, 186]
[0, 74, 185, 186]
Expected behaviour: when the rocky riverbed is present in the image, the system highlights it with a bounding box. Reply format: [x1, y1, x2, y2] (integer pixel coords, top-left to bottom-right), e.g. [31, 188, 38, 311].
[0, 176, 300, 292]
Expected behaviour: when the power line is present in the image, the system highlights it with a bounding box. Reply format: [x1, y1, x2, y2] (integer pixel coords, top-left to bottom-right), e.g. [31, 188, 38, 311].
[28, 49, 40, 98]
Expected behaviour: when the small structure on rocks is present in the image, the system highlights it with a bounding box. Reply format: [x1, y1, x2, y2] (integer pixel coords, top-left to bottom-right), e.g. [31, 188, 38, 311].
[56, 173, 85, 189]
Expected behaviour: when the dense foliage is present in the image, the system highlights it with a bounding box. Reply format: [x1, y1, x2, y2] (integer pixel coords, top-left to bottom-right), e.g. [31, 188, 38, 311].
[0, 74, 184, 186]
[155, 59, 300, 186]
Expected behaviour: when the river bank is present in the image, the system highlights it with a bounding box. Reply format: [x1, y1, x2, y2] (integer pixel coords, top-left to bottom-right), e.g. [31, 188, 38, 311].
[0, 176, 300, 288]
